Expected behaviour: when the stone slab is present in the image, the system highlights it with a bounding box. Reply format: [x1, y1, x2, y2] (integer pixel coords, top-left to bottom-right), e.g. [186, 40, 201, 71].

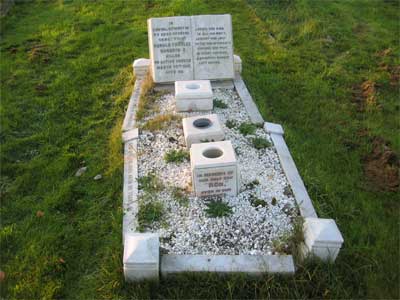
[148, 16, 193, 83]
[191, 15, 234, 80]
[161, 254, 295, 276]
[122, 79, 142, 132]
[154, 79, 234, 93]
[147, 15, 234, 83]
[122, 128, 139, 143]
[268, 132, 318, 218]
[233, 75, 264, 125]
[264, 122, 284, 135]
[123, 139, 139, 242]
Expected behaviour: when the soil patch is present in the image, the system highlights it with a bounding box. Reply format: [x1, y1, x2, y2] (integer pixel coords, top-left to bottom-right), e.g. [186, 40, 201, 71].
[351, 80, 378, 112]
[363, 137, 399, 192]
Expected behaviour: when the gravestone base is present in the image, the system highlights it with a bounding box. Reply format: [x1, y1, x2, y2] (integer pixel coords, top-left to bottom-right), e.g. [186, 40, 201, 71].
[154, 80, 234, 93]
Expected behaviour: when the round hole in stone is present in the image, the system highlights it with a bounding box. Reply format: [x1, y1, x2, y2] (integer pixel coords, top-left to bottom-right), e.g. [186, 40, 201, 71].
[193, 118, 212, 129]
[202, 147, 223, 159]
[186, 83, 200, 90]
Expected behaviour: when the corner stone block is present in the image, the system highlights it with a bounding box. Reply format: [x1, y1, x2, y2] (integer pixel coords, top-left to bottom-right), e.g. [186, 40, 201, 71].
[133, 58, 150, 78]
[234, 54, 242, 74]
[264, 122, 284, 135]
[123, 233, 160, 281]
[302, 218, 344, 262]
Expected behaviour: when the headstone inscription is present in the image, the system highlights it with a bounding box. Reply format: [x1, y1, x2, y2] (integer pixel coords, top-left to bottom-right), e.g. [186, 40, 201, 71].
[147, 15, 234, 83]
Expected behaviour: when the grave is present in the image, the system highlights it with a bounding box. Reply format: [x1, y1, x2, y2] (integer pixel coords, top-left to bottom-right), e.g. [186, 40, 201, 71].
[175, 80, 213, 112]
[122, 13, 344, 281]
[190, 140, 239, 197]
[182, 114, 225, 147]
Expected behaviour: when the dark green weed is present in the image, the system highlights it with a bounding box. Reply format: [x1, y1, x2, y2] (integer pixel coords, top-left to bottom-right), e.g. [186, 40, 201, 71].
[239, 122, 257, 135]
[225, 120, 237, 129]
[213, 99, 228, 109]
[252, 137, 271, 149]
[138, 173, 163, 192]
[138, 196, 164, 231]
[164, 149, 189, 163]
[204, 199, 232, 218]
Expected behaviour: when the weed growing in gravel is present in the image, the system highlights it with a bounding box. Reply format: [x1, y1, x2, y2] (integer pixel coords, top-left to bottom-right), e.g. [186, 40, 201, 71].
[250, 195, 268, 208]
[225, 120, 237, 129]
[164, 149, 189, 163]
[136, 73, 155, 121]
[272, 216, 304, 256]
[205, 199, 232, 218]
[252, 137, 271, 149]
[172, 187, 189, 206]
[239, 122, 257, 135]
[138, 197, 164, 231]
[138, 173, 163, 192]
[244, 179, 260, 190]
[213, 99, 228, 109]
[142, 113, 181, 131]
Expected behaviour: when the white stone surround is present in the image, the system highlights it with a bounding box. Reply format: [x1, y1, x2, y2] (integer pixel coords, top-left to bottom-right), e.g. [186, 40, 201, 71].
[121, 57, 344, 281]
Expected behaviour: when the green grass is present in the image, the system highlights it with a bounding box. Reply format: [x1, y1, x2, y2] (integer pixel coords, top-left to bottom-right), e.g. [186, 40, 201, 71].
[137, 196, 164, 232]
[1, 0, 399, 299]
[138, 173, 163, 193]
[204, 199, 233, 218]
[164, 149, 189, 163]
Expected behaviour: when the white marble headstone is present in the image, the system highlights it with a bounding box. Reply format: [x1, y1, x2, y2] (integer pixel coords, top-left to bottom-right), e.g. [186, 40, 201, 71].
[147, 15, 234, 83]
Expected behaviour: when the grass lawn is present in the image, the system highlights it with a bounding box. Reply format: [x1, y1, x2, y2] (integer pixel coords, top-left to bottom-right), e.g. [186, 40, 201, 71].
[1, 0, 399, 299]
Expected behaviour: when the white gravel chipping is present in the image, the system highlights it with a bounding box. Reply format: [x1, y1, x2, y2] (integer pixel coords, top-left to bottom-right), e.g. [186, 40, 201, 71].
[137, 88, 299, 255]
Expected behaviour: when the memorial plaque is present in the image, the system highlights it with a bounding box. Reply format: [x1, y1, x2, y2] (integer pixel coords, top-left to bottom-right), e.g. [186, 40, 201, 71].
[190, 141, 239, 197]
[147, 15, 235, 83]
[192, 15, 234, 80]
[194, 166, 237, 197]
[148, 16, 193, 83]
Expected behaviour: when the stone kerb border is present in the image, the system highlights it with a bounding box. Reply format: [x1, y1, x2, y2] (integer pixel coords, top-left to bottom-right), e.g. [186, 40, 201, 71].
[122, 56, 343, 281]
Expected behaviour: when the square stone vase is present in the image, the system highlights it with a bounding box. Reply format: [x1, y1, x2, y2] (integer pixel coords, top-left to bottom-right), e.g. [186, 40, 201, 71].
[182, 114, 225, 148]
[175, 80, 213, 112]
[190, 141, 239, 197]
